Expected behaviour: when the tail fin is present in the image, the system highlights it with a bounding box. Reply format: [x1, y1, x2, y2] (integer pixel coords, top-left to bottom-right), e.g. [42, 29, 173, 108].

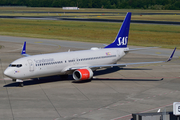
[105, 12, 131, 48]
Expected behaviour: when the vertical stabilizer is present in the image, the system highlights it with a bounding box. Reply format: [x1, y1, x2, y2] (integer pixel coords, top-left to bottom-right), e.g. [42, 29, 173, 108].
[105, 12, 131, 48]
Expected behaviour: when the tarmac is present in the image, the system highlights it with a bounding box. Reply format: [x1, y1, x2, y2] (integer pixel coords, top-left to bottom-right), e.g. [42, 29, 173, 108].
[0, 37, 180, 120]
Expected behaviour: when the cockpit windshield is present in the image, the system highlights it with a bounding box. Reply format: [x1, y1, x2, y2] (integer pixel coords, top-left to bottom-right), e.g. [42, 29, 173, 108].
[9, 64, 22, 68]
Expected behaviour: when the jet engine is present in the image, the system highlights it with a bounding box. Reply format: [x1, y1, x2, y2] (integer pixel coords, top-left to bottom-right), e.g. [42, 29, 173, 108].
[73, 68, 93, 81]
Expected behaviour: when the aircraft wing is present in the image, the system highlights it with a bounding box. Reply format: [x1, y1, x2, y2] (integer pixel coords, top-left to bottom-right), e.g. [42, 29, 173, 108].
[67, 47, 176, 71]
[91, 47, 176, 69]
[68, 64, 126, 71]
[21, 41, 31, 57]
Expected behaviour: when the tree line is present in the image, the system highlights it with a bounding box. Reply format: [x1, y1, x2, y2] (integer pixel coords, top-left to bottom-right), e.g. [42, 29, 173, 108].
[0, 0, 180, 10]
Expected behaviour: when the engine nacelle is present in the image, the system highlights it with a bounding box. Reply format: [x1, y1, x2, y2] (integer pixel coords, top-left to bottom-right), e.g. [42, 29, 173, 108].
[73, 68, 93, 81]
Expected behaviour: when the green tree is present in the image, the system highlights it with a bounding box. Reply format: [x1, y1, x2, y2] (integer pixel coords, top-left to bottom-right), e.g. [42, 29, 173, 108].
[92, 0, 101, 8]
[0, 0, 180, 10]
[52, 0, 61, 7]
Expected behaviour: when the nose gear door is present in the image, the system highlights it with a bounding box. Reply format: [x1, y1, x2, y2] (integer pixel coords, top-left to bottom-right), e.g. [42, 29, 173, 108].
[27, 59, 34, 72]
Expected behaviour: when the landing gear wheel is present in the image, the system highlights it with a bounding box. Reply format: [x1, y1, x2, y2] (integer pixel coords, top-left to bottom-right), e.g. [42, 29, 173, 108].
[12, 79, 16, 82]
[19, 82, 24, 87]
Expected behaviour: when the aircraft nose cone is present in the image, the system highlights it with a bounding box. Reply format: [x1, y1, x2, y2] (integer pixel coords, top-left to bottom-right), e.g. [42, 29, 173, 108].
[4, 69, 8, 76]
[4, 68, 11, 77]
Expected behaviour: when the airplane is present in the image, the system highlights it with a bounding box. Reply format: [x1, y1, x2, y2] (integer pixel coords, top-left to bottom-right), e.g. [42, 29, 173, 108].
[4, 12, 176, 87]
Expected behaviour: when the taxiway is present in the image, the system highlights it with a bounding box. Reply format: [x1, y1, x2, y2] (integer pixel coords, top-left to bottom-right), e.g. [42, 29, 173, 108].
[0, 37, 179, 120]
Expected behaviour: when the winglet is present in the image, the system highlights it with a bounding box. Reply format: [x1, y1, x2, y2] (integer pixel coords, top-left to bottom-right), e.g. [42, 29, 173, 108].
[167, 47, 176, 62]
[21, 41, 26, 55]
[21, 41, 30, 57]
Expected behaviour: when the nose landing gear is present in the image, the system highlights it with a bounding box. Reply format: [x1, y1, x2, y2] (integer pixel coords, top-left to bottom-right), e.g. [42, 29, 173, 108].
[15, 79, 24, 87]
[19, 82, 24, 87]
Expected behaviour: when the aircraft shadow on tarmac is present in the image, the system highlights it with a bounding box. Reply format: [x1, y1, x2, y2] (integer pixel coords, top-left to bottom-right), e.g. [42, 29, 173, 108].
[4, 67, 163, 87]
[93, 67, 152, 76]
[92, 78, 163, 81]
[3, 75, 72, 87]
[93, 67, 163, 81]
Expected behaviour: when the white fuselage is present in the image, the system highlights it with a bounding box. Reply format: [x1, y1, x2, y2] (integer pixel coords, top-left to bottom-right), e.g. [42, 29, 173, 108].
[4, 48, 127, 79]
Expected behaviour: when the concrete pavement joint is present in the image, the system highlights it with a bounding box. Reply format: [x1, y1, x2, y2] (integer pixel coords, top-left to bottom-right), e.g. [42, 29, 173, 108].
[4, 79, 15, 120]
[1, 39, 180, 120]
[39, 85, 62, 118]
[110, 90, 180, 120]
[74, 90, 179, 120]
[1, 78, 179, 119]
[111, 102, 176, 120]
[72, 84, 90, 100]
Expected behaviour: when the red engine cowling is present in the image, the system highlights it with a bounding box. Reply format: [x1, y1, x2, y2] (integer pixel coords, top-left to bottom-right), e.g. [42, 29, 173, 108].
[73, 68, 93, 81]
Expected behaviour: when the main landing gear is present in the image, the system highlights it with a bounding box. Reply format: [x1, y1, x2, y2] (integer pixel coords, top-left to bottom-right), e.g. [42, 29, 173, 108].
[19, 82, 23, 87]
[12, 79, 24, 87]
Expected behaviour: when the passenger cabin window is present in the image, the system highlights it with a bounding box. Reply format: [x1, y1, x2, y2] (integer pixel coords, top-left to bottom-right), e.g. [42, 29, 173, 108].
[35, 61, 63, 67]
[9, 64, 22, 68]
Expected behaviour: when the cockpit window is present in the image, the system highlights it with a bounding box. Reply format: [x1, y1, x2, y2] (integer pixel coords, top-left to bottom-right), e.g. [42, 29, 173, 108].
[9, 64, 16, 67]
[9, 64, 22, 68]
[17, 64, 22, 67]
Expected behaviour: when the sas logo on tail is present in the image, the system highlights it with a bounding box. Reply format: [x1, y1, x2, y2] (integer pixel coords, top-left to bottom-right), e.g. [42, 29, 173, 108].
[117, 37, 128, 46]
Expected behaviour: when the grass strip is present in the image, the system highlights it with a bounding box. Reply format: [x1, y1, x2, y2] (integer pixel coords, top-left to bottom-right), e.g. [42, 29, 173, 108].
[1, 13, 180, 22]
[0, 18, 179, 49]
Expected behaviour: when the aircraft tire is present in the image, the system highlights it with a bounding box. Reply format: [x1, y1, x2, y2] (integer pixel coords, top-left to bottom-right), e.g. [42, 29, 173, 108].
[19, 82, 24, 87]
